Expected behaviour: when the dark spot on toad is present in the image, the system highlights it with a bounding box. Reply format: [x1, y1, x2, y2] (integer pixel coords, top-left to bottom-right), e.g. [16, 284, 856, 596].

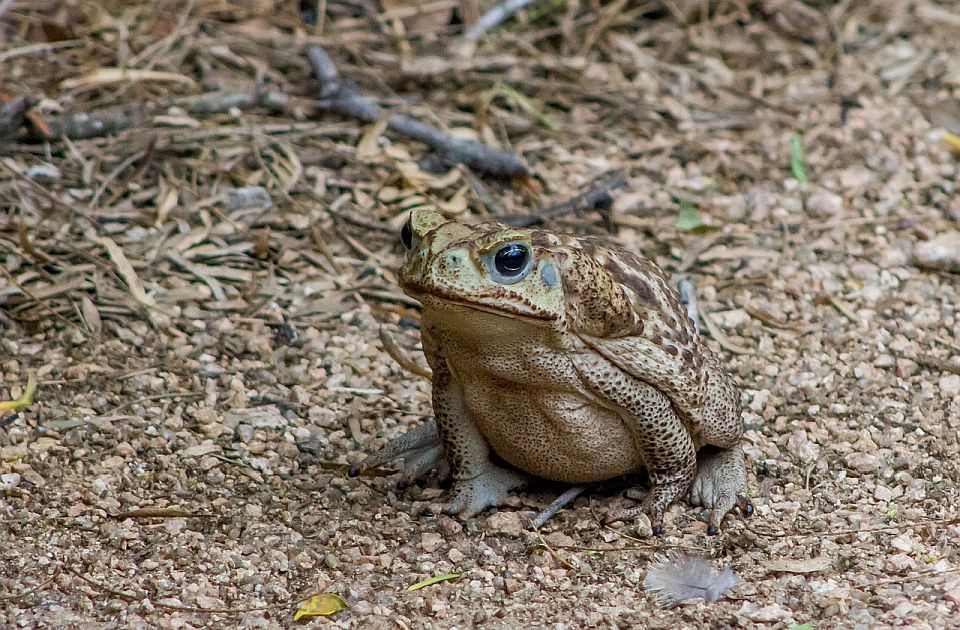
[603, 259, 656, 303]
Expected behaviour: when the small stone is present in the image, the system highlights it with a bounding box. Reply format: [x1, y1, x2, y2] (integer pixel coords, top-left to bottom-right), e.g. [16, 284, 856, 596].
[503, 577, 522, 595]
[194, 595, 222, 609]
[912, 231, 960, 272]
[1, 472, 21, 489]
[544, 531, 575, 548]
[939, 374, 960, 397]
[235, 424, 255, 443]
[447, 548, 464, 563]
[438, 517, 463, 535]
[805, 189, 845, 216]
[873, 485, 894, 501]
[787, 430, 820, 463]
[845, 452, 878, 473]
[738, 602, 794, 622]
[890, 532, 915, 553]
[486, 511, 524, 537]
[420, 532, 444, 553]
[100, 455, 127, 468]
[225, 406, 287, 430]
[324, 553, 340, 570]
[896, 358, 918, 378]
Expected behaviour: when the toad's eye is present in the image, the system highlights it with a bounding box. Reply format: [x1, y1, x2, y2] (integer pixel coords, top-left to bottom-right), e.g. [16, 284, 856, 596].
[495, 243, 529, 275]
[483, 242, 534, 284]
[400, 218, 414, 250]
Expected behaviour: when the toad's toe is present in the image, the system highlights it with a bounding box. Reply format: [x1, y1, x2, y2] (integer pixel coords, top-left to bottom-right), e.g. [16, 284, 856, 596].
[429, 465, 529, 519]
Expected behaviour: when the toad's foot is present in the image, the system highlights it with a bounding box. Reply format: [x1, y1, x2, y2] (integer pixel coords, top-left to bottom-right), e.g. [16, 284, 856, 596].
[349, 421, 448, 487]
[603, 467, 695, 536]
[689, 445, 753, 535]
[428, 465, 529, 519]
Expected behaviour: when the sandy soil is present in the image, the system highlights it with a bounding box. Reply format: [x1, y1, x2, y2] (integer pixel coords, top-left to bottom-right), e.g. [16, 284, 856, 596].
[2, 0, 960, 627]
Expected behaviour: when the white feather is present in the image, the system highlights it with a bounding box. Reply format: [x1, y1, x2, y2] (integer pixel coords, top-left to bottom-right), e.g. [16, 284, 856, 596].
[643, 551, 738, 608]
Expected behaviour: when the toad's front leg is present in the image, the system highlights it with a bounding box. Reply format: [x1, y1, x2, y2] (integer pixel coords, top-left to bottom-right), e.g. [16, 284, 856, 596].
[428, 353, 528, 518]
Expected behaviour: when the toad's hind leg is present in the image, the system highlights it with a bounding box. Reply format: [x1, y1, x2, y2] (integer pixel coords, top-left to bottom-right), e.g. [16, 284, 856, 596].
[690, 445, 753, 534]
[573, 355, 696, 535]
[349, 420, 448, 487]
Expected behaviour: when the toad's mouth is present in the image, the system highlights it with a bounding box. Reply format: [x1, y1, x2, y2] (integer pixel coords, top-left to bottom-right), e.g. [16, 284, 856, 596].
[403, 285, 560, 324]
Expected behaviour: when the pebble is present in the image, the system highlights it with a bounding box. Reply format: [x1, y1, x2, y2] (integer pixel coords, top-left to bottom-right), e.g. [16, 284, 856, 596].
[845, 453, 878, 473]
[438, 517, 463, 535]
[940, 374, 960, 397]
[1, 472, 21, 489]
[912, 232, 960, 272]
[486, 511, 524, 537]
[225, 406, 288, 430]
[420, 532, 444, 553]
[738, 602, 794, 622]
[544, 532, 575, 548]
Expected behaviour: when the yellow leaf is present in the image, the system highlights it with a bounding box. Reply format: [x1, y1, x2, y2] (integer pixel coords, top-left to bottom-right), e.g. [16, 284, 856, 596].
[0, 375, 37, 412]
[407, 573, 460, 591]
[944, 132, 960, 153]
[293, 593, 347, 621]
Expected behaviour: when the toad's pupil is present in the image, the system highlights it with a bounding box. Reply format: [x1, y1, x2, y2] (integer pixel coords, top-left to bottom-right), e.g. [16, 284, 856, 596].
[400, 219, 413, 249]
[494, 243, 529, 275]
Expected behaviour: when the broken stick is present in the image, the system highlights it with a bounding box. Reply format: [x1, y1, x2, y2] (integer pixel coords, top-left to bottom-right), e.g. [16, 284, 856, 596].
[306, 45, 528, 178]
[507, 171, 626, 227]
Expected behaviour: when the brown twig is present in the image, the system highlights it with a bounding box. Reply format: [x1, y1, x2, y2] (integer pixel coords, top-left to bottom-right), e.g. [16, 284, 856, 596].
[507, 172, 626, 227]
[109, 508, 214, 520]
[0, 568, 61, 602]
[306, 45, 529, 178]
[531, 525, 577, 570]
[378, 325, 433, 381]
[71, 568, 143, 602]
[13, 88, 292, 141]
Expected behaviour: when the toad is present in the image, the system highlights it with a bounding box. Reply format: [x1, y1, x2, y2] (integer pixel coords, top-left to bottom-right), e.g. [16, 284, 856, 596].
[352, 209, 752, 534]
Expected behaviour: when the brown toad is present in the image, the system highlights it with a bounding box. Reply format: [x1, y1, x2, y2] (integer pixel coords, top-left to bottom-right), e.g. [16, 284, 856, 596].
[352, 209, 752, 534]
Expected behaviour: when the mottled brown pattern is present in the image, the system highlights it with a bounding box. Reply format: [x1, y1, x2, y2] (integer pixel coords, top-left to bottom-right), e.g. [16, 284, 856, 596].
[368, 208, 750, 531]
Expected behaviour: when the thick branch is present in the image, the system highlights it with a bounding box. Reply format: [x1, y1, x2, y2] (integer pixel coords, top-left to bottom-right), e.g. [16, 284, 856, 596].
[8, 88, 291, 141]
[307, 45, 528, 178]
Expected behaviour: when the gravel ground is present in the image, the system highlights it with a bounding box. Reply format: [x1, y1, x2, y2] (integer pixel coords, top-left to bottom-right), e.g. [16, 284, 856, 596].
[2, 1, 960, 628]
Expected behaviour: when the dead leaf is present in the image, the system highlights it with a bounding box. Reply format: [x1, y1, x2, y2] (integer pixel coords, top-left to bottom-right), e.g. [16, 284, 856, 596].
[0, 375, 37, 412]
[765, 557, 833, 574]
[79, 296, 102, 335]
[61, 68, 197, 90]
[293, 593, 347, 620]
[407, 573, 460, 591]
[356, 115, 390, 161]
[180, 443, 221, 458]
[380, 0, 452, 34]
[91, 234, 157, 308]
